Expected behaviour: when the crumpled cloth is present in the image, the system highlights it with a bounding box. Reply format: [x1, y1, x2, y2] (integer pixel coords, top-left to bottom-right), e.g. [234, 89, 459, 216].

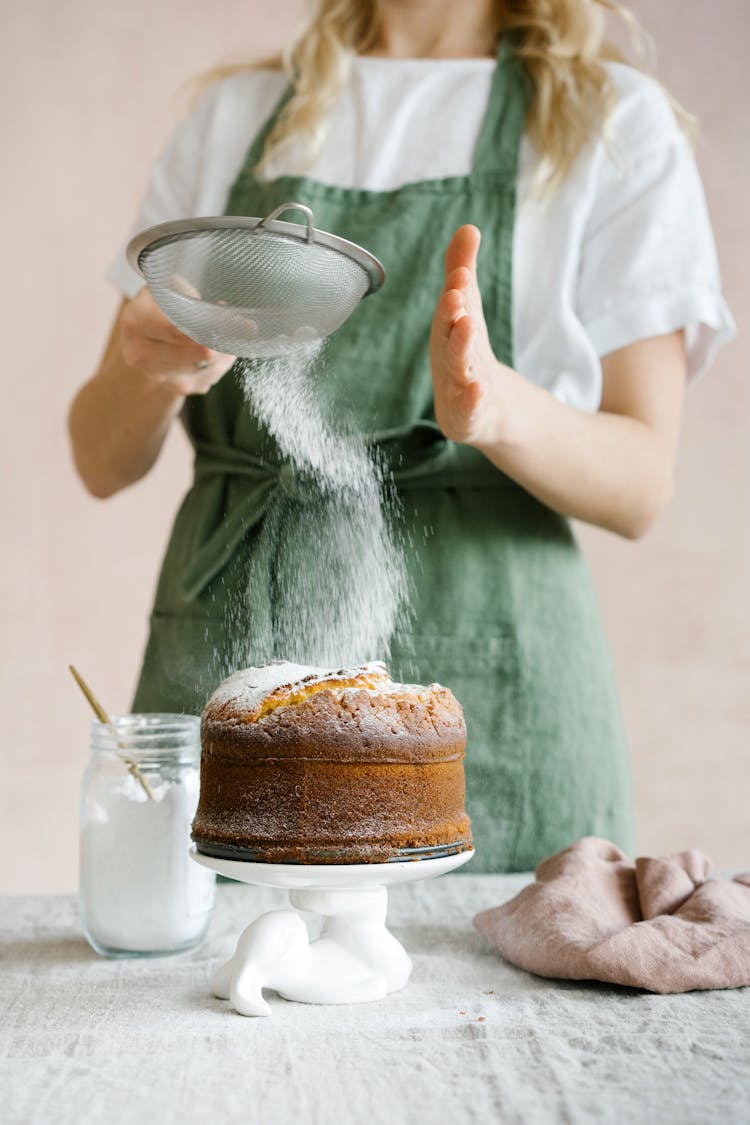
[474, 836, 750, 993]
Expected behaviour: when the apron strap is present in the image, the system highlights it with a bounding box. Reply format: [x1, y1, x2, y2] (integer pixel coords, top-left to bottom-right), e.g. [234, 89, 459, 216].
[472, 37, 530, 181]
[243, 82, 295, 171]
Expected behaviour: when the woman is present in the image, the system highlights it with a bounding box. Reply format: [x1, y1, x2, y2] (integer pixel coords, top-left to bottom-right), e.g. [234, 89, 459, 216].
[68, 0, 734, 871]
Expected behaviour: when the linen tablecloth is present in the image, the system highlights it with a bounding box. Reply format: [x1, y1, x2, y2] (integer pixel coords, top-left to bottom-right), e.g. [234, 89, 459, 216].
[2, 875, 748, 1124]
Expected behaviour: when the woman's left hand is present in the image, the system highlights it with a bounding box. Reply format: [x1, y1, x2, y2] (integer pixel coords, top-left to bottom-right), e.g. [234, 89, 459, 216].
[428, 228, 687, 541]
[429, 224, 504, 447]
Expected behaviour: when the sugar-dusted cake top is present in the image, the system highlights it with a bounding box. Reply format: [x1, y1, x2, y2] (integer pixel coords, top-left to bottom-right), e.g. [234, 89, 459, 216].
[203, 657, 462, 723]
[202, 659, 466, 760]
[204, 660, 392, 723]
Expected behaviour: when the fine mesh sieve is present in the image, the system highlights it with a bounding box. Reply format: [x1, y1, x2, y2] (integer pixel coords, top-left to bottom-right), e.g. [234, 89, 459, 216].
[126, 202, 385, 359]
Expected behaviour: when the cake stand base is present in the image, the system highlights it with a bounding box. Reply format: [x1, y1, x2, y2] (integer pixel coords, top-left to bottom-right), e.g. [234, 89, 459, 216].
[191, 847, 474, 1016]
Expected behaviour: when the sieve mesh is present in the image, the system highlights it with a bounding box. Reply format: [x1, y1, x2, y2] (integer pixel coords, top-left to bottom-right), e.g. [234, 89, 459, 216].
[135, 223, 373, 358]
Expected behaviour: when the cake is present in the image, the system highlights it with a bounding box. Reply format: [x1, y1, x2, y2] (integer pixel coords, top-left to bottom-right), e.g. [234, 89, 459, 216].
[192, 660, 472, 864]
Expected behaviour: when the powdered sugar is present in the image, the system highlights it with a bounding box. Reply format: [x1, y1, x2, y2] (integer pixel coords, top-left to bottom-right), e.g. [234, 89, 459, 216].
[232, 344, 410, 669]
[207, 659, 388, 717]
[80, 769, 216, 953]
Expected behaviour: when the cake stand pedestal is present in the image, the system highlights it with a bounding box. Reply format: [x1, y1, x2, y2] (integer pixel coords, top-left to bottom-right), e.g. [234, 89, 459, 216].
[191, 847, 474, 1016]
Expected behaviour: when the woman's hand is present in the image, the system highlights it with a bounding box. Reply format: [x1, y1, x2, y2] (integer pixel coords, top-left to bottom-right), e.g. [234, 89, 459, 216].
[120, 287, 236, 396]
[429, 224, 506, 448]
[69, 292, 236, 498]
[428, 226, 687, 539]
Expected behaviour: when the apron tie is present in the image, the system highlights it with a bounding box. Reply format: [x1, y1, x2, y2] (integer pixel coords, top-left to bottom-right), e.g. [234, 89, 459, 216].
[277, 461, 313, 502]
[182, 424, 519, 601]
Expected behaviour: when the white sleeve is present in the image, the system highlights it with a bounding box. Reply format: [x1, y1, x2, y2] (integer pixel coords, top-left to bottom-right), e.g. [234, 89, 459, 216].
[105, 89, 221, 299]
[577, 72, 735, 380]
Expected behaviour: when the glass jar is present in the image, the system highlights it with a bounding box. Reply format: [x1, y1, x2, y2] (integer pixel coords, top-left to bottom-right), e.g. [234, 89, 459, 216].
[79, 714, 215, 957]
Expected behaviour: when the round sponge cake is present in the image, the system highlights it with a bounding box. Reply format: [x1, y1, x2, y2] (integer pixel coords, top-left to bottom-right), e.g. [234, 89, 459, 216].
[192, 660, 472, 864]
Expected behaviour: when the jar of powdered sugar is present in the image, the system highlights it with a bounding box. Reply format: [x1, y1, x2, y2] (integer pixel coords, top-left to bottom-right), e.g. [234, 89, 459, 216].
[79, 714, 215, 957]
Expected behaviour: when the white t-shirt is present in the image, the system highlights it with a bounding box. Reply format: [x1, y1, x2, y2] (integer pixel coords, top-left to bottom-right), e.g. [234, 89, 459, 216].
[108, 56, 735, 412]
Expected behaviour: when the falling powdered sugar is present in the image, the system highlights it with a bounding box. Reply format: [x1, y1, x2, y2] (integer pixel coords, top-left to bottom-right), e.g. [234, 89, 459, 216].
[231, 344, 410, 669]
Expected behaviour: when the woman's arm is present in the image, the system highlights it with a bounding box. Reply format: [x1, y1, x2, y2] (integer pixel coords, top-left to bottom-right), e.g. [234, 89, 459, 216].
[68, 290, 236, 498]
[430, 226, 686, 539]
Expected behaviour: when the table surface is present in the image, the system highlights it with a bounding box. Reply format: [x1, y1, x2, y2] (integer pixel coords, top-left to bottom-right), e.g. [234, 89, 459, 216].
[2, 874, 749, 1125]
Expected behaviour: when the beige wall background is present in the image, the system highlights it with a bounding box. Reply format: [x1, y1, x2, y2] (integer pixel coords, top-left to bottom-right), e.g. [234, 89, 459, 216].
[2, 1, 746, 893]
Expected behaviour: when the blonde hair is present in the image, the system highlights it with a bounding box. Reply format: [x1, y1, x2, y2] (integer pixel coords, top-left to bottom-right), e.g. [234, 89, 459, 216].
[200, 0, 693, 192]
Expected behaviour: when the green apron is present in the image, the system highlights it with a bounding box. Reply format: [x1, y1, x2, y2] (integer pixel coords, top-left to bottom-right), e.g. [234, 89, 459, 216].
[133, 40, 633, 871]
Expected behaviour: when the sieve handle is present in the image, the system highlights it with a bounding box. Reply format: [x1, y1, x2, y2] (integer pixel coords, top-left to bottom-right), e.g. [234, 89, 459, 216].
[257, 202, 315, 243]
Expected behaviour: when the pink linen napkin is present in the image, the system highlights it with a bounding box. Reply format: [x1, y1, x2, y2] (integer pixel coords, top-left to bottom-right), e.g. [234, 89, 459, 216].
[474, 837, 750, 993]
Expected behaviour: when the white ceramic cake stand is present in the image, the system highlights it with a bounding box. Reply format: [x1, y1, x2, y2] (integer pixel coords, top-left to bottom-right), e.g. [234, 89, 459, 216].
[191, 846, 474, 1017]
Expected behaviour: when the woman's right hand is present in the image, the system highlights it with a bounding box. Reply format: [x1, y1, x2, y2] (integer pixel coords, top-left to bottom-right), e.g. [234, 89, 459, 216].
[120, 287, 237, 396]
[69, 291, 238, 497]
